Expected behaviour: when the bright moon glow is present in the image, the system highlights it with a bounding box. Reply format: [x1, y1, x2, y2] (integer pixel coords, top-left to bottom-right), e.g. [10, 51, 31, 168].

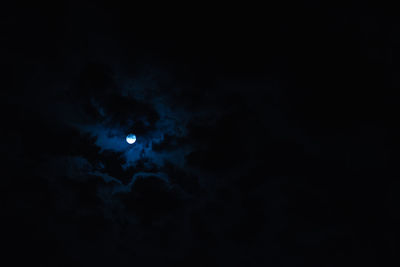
[126, 134, 136, 144]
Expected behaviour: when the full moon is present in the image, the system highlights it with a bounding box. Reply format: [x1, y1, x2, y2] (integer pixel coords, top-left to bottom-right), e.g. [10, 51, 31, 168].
[126, 134, 136, 144]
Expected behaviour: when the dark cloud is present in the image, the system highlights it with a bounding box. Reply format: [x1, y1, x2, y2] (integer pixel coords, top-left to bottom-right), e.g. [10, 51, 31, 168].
[3, 2, 399, 266]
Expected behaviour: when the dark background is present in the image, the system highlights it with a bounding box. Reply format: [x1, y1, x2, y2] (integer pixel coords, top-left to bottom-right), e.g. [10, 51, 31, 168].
[1, 1, 398, 266]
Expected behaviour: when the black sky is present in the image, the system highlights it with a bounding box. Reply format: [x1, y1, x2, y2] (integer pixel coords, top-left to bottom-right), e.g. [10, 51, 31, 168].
[2, 1, 399, 266]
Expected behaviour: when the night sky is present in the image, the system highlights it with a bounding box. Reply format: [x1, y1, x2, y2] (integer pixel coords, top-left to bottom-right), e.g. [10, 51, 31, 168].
[2, 2, 398, 266]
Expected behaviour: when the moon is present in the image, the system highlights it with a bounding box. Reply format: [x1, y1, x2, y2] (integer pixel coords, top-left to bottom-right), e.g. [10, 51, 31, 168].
[126, 133, 136, 144]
